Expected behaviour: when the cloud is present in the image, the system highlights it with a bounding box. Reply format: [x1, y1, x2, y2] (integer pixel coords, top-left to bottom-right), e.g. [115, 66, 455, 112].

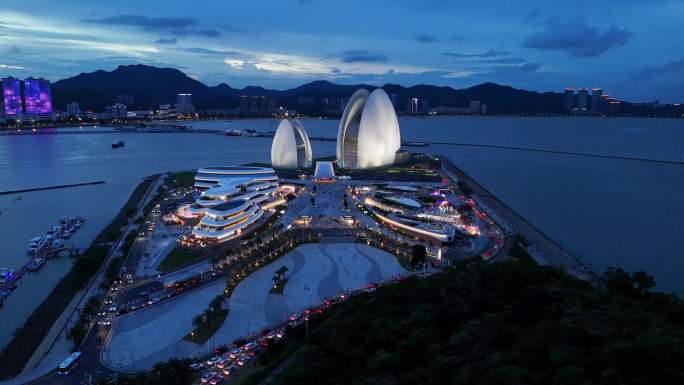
[630, 57, 684, 82]
[523, 17, 632, 57]
[415, 34, 437, 43]
[339, 50, 387, 63]
[179, 47, 242, 56]
[224, 59, 245, 69]
[155, 37, 177, 44]
[0, 63, 25, 69]
[442, 49, 509, 58]
[84, 15, 220, 37]
[475, 57, 528, 65]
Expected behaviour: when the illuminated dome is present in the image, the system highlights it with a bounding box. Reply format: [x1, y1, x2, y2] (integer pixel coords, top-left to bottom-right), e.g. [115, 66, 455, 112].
[271, 119, 312, 169]
[336, 88, 401, 169]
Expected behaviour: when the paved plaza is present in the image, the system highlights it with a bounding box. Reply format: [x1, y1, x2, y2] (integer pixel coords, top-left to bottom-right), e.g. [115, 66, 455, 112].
[102, 243, 407, 371]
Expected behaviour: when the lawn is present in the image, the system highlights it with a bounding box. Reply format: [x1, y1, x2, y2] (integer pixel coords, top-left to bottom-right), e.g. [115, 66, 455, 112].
[158, 247, 205, 272]
[183, 309, 229, 345]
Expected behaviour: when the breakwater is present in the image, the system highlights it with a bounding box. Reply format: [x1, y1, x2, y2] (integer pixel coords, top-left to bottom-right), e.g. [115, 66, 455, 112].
[0, 181, 105, 195]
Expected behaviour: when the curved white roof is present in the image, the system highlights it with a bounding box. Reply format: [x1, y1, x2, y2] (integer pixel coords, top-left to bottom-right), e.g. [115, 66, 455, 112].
[337, 88, 400, 169]
[271, 119, 312, 169]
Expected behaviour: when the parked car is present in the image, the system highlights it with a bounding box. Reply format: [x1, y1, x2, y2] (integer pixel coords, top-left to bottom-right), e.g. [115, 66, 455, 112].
[189, 362, 204, 371]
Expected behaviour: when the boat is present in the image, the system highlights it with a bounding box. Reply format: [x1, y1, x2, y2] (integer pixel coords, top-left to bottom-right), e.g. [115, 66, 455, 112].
[225, 130, 241, 136]
[112, 141, 125, 149]
[27, 258, 45, 271]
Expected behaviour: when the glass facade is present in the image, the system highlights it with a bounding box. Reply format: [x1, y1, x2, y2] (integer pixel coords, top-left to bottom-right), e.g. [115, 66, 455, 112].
[1, 77, 52, 117]
[2, 77, 22, 115]
[24, 78, 41, 114]
[38, 78, 53, 114]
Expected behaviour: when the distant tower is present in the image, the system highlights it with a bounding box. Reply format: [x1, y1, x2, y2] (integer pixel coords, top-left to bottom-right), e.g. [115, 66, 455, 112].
[591, 88, 603, 113]
[563, 88, 575, 111]
[67, 102, 81, 117]
[406, 97, 419, 114]
[577, 89, 589, 111]
[176, 93, 194, 114]
[1, 77, 23, 116]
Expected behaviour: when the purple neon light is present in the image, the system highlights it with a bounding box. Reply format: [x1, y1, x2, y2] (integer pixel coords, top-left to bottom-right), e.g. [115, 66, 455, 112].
[2, 78, 22, 115]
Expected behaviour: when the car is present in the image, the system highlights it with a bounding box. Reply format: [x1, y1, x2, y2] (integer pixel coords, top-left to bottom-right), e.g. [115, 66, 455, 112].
[288, 313, 300, 321]
[275, 329, 285, 339]
[247, 349, 260, 357]
[237, 356, 251, 366]
[206, 356, 221, 366]
[209, 374, 223, 385]
[242, 341, 258, 351]
[216, 358, 230, 369]
[222, 365, 237, 376]
[108, 305, 117, 312]
[229, 349, 241, 359]
[265, 330, 277, 339]
[189, 362, 204, 371]
[200, 372, 214, 383]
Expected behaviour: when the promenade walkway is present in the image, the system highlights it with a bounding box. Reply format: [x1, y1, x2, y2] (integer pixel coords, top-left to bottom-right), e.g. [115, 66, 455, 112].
[439, 156, 598, 282]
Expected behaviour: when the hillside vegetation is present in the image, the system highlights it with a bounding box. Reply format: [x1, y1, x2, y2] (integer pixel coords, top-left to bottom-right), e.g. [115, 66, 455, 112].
[274, 258, 684, 385]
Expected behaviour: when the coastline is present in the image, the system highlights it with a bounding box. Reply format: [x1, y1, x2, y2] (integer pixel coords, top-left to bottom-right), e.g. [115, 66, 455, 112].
[0, 176, 159, 380]
[438, 155, 600, 283]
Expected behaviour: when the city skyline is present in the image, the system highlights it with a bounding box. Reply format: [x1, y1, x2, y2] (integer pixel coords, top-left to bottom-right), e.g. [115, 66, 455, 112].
[0, 1, 683, 102]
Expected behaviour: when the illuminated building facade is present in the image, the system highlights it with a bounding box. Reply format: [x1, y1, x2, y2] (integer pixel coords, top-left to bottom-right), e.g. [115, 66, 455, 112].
[1, 76, 53, 121]
[271, 119, 312, 169]
[336, 88, 401, 169]
[1, 77, 22, 116]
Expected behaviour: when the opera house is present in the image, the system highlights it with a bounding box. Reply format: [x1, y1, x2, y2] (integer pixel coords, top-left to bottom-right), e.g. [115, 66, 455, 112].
[271, 119, 312, 169]
[175, 166, 281, 243]
[336, 89, 401, 169]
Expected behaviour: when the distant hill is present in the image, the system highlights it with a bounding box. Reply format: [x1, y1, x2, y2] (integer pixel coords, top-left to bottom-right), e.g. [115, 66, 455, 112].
[52, 64, 564, 113]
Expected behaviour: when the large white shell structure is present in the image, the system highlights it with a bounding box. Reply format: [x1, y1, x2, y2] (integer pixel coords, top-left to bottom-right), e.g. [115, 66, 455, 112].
[336, 88, 401, 169]
[271, 119, 313, 169]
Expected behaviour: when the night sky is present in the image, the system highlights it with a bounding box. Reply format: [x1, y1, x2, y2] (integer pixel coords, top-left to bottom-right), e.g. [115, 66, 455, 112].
[0, 0, 682, 102]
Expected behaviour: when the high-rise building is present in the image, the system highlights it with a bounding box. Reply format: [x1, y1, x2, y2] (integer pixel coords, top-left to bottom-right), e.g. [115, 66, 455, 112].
[1, 77, 23, 116]
[577, 89, 589, 111]
[591, 88, 603, 112]
[23, 77, 42, 115]
[390, 93, 399, 109]
[468, 100, 481, 114]
[106, 103, 127, 119]
[419, 98, 429, 113]
[563, 88, 575, 111]
[176, 93, 194, 114]
[66, 102, 80, 117]
[407, 97, 419, 114]
[240, 96, 250, 113]
[250, 95, 260, 113]
[37, 78, 53, 115]
[116, 94, 135, 106]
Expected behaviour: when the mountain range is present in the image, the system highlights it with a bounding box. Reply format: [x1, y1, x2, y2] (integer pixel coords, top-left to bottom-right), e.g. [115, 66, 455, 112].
[52, 64, 563, 114]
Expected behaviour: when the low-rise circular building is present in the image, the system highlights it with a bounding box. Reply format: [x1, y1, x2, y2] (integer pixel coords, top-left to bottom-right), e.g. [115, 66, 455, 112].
[336, 88, 401, 169]
[271, 119, 312, 169]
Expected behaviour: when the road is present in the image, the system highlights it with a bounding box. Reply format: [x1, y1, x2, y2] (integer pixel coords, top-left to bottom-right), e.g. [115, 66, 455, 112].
[14, 175, 165, 385]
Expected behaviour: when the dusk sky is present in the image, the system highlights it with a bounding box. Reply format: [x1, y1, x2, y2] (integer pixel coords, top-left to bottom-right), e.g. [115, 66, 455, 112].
[0, 0, 682, 102]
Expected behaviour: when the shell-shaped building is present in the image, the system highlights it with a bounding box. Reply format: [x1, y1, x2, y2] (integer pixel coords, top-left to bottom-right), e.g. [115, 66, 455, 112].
[271, 119, 312, 169]
[336, 89, 401, 169]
